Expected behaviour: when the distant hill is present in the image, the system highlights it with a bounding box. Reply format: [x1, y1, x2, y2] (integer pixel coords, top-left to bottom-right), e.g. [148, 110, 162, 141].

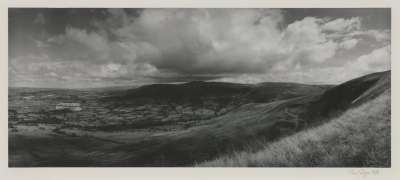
[105, 80, 331, 105]
[124, 81, 252, 99]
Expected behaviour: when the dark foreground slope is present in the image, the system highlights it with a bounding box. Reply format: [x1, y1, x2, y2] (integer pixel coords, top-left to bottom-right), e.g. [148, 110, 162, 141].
[307, 71, 390, 118]
[8, 71, 390, 167]
[200, 87, 390, 167]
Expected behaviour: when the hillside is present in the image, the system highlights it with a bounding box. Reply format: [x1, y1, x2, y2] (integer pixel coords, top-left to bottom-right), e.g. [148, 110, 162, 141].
[198, 71, 390, 167]
[95, 81, 332, 133]
[95, 71, 390, 166]
[199, 89, 390, 167]
[107, 81, 330, 103]
[307, 71, 390, 118]
[8, 71, 390, 167]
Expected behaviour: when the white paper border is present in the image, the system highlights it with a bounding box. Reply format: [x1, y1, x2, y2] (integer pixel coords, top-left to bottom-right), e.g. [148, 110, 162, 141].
[1, 1, 399, 180]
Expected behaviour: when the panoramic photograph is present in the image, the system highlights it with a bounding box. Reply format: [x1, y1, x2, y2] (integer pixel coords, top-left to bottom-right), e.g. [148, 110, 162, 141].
[8, 8, 390, 167]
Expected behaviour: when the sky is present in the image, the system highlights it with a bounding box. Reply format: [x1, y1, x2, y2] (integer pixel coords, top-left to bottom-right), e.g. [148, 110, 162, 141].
[9, 8, 391, 88]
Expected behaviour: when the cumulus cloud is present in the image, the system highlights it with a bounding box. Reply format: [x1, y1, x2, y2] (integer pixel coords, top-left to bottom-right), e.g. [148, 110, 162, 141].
[339, 38, 358, 50]
[279, 17, 339, 66]
[116, 9, 285, 74]
[65, 27, 109, 53]
[321, 17, 361, 33]
[350, 45, 390, 73]
[350, 29, 390, 43]
[48, 10, 358, 73]
[216, 45, 390, 84]
[9, 9, 391, 87]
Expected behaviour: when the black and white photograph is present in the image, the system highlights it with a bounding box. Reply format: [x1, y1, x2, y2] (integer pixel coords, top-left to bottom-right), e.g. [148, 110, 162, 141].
[8, 8, 391, 168]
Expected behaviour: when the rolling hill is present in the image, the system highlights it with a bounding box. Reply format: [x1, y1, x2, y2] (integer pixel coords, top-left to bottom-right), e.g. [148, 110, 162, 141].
[96, 71, 390, 166]
[104, 80, 332, 116]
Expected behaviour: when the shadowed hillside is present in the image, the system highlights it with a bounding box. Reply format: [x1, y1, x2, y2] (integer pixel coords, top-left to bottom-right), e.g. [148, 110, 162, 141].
[307, 71, 390, 118]
[199, 89, 390, 167]
[107, 81, 330, 103]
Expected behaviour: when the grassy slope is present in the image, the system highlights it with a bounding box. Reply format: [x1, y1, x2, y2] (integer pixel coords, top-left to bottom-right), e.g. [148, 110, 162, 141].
[199, 89, 390, 167]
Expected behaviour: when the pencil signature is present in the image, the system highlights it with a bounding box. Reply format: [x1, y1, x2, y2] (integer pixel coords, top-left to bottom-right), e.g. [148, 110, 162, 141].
[350, 169, 380, 178]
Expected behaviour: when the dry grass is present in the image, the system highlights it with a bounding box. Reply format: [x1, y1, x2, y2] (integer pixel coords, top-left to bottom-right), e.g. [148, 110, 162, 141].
[198, 90, 390, 167]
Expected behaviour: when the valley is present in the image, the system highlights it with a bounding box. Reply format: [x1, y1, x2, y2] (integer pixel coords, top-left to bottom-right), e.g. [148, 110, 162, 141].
[8, 71, 390, 167]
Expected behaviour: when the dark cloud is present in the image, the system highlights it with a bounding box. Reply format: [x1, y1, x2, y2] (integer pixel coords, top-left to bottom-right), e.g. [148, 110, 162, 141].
[282, 8, 390, 29]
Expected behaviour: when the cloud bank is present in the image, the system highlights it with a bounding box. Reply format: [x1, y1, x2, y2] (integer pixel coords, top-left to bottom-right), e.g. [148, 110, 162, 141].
[9, 8, 391, 87]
